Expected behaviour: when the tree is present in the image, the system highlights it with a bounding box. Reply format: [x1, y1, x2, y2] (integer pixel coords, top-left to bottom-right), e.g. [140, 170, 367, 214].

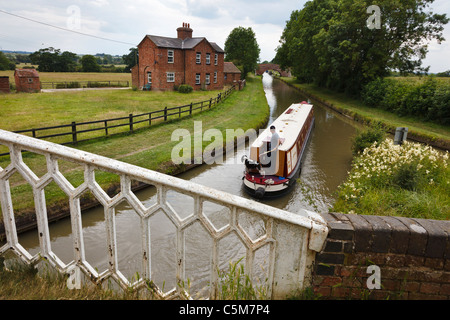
[277, 0, 449, 93]
[29, 47, 78, 72]
[0, 52, 15, 70]
[80, 54, 101, 72]
[224, 27, 260, 78]
[122, 48, 138, 73]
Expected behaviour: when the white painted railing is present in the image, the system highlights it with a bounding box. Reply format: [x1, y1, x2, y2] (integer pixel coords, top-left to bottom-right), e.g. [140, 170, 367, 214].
[0, 129, 328, 299]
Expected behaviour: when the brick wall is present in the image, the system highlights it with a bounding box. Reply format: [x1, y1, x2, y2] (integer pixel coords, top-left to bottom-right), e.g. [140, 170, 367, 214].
[136, 37, 224, 91]
[0, 76, 10, 93]
[313, 212, 450, 300]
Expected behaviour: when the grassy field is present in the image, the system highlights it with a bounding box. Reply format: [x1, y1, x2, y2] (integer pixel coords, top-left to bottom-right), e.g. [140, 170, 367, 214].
[0, 74, 269, 220]
[0, 87, 228, 130]
[280, 77, 450, 148]
[0, 81, 235, 149]
[386, 76, 450, 85]
[0, 70, 131, 85]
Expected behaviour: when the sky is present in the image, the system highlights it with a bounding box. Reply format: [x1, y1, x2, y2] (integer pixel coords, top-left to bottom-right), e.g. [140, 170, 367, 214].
[0, 0, 449, 73]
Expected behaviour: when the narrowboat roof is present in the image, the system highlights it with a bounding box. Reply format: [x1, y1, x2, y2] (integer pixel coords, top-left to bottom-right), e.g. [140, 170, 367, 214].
[251, 103, 313, 152]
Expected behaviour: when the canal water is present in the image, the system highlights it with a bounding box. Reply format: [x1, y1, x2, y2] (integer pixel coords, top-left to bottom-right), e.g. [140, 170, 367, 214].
[15, 74, 357, 295]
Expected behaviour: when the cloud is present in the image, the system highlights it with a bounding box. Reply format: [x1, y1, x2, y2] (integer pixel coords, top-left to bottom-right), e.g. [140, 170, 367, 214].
[0, 0, 448, 69]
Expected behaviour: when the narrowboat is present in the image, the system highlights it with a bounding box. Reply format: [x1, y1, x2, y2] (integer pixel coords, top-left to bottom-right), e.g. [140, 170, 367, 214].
[242, 102, 314, 199]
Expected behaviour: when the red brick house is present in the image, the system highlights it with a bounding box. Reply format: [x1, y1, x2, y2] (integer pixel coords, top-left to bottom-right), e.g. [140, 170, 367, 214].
[132, 23, 225, 91]
[224, 62, 242, 85]
[14, 69, 40, 93]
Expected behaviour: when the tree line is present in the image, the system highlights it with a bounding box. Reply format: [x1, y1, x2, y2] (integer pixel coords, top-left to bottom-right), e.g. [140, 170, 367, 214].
[274, 0, 449, 94]
[0, 48, 132, 72]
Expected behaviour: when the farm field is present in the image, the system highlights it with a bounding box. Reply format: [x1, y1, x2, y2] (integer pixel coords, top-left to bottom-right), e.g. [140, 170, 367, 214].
[0, 70, 131, 85]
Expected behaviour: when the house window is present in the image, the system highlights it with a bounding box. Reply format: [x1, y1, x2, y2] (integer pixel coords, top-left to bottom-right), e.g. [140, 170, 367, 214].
[28, 78, 33, 83]
[214, 72, 217, 83]
[168, 50, 174, 63]
[206, 53, 211, 65]
[214, 54, 218, 65]
[206, 74, 210, 85]
[147, 72, 152, 84]
[167, 72, 175, 83]
[196, 52, 201, 64]
[196, 73, 201, 85]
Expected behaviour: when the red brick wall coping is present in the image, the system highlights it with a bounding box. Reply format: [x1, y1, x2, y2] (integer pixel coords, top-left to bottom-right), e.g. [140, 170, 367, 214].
[313, 212, 450, 300]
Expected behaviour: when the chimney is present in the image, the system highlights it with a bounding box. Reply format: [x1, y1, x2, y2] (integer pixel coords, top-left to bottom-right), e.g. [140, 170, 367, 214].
[177, 22, 193, 39]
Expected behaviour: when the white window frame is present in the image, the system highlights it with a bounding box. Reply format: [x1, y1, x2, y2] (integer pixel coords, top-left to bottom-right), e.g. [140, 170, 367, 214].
[206, 73, 210, 85]
[166, 72, 175, 83]
[196, 52, 201, 64]
[168, 50, 174, 63]
[214, 72, 217, 83]
[147, 72, 152, 84]
[195, 73, 201, 85]
[206, 53, 211, 65]
[214, 54, 218, 65]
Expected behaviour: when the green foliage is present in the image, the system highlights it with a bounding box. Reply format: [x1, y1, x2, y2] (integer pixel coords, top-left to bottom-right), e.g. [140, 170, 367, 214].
[81, 54, 101, 72]
[55, 82, 81, 89]
[217, 258, 268, 300]
[178, 84, 193, 93]
[277, 0, 449, 93]
[361, 76, 450, 125]
[224, 27, 261, 79]
[29, 47, 78, 72]
[334, 139, 450, 219]
[0, 52, 15, 71]
[122, 47, 138, 73]
[351, 125, 386, 155]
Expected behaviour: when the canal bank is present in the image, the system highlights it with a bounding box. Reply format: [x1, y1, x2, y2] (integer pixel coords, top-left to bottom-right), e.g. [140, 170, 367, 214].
[0, 74, 270, 240]
[7, 74, 359, 288]
[278, 77, 450, 151]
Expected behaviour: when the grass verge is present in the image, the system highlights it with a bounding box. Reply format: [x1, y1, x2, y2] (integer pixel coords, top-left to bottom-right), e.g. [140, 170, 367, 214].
[0, 74, 269, 232]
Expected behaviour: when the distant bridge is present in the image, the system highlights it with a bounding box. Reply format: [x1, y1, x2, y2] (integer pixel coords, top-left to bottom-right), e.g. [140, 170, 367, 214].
[256, 63, 291, 77]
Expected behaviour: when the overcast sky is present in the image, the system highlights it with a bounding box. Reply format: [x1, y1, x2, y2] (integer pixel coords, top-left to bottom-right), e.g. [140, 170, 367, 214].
[0, 0, 449, 72]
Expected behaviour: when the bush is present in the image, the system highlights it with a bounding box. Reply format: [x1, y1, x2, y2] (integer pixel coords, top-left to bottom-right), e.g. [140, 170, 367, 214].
[178, 84, 193, 93]
[402, 77, 437, 117]
[351, 125, 386, 155]
[430, 85, 450, 125]
[55, 82, 80, 89]
[333, 139, 450, 219]
[360, 78, 389, 107]
[361, 76, 450, 125]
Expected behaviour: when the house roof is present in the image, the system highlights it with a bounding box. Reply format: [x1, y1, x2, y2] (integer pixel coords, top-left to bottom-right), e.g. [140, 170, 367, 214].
[224, 62, 241, 74]
[14, 69, 39, 78]
[144, 35, 224, 53]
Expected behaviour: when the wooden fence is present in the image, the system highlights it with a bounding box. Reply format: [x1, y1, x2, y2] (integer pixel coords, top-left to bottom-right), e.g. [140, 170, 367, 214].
[0, 85, 236, 156]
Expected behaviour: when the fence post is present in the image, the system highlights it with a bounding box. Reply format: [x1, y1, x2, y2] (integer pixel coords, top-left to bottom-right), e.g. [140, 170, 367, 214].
[104, 120, 108, 136]
[209, 98, 212, 109]
[129, 114, 133, 132]
[71, 122, 77, 144]
[32, 129, 36, 138]
[190, 103, 193, 115]
[149, 113, 152, 126]
[164, 107, 168, 121]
